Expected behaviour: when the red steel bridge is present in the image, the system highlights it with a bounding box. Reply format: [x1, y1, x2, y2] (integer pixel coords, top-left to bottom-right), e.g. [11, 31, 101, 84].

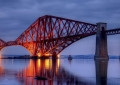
[0, 15, 120, 57]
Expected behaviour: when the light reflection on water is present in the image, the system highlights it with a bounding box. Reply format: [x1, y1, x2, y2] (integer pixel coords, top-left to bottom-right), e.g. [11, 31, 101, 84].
[0, 57, 120, 85]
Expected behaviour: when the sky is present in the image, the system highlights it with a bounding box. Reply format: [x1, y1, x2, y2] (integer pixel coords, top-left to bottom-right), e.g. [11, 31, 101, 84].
[0, 0, 120, 56]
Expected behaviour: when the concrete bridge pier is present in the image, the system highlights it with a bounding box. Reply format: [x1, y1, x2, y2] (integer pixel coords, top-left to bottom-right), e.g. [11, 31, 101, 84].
[94, 22, 109, 60]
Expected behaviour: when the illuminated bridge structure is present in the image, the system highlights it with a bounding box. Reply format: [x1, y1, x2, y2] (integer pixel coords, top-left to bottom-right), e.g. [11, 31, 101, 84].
[0, 15, 120, 57]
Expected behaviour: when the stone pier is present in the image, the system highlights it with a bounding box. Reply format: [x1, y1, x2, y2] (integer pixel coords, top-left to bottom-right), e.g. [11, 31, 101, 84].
[94, 22, 109, 60]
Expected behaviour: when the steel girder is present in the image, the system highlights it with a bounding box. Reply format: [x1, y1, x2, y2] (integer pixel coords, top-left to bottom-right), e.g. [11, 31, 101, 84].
[15, 15, 97, 56]
[0, 15, 97, 56]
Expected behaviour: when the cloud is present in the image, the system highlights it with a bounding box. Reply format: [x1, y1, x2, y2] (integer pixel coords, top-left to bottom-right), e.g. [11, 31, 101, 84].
[0, 0, 120, 55]
[0, 0, 120, 41]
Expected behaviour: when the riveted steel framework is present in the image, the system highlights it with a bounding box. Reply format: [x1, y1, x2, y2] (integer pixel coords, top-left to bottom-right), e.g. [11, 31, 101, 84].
[0, 39, 6, 50]
[106, 28, 120, 35]
[0, 15, 97, 56]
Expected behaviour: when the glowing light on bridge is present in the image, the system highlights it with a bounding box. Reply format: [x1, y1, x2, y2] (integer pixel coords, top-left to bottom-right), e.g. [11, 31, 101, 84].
[37, 53, 52, 57]
[37, 53, 41, 57]
[44, 53, 52, 57]
[57, 54, 60, 58]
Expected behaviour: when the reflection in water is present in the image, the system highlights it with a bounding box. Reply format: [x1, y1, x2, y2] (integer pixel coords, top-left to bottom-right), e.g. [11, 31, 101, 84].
[0, 54, 4, 77]
[95, 60, 108, 85]
[17, 59, 89, 85]
[17, 59, 57, 85]
[0, 56, 120, 85]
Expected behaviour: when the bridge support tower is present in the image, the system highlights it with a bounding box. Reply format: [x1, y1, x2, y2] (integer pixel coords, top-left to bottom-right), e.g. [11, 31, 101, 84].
[94, 22, 109, 60]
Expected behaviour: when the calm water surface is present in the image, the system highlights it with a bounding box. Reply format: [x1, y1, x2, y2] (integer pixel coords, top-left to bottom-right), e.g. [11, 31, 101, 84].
[0, 57, 120, 85]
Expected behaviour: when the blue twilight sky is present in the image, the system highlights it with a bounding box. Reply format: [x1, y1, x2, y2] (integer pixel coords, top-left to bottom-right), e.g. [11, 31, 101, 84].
[0, 0, 120, 56]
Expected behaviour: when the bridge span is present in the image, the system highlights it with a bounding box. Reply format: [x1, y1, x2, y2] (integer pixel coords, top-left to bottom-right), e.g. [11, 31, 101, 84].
[0, 15, 120, 59]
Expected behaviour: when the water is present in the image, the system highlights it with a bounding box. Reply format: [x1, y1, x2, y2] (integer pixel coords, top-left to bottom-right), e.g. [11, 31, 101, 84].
[0, 57, 120, 85]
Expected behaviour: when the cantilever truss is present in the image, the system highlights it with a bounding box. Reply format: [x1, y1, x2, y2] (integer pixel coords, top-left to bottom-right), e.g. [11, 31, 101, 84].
[0, 15, 97, 56]
[0, 39, 6, 50]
